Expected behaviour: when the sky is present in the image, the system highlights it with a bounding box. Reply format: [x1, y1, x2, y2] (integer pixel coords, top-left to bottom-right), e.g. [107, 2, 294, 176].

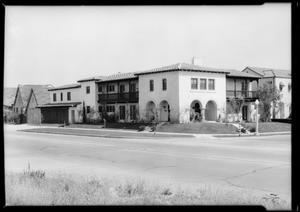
[4, 4, 291, 88]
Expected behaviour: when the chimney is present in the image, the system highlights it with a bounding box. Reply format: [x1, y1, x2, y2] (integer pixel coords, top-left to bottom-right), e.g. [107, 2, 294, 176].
[192, 57, 203, 66]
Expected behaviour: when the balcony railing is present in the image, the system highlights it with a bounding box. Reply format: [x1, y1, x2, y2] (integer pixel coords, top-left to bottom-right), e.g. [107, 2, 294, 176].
[226, 90, 258, 99]
[98, 92, 139, 102]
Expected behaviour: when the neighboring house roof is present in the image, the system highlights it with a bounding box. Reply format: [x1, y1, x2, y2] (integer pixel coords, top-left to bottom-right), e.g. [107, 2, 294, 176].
[226, 69, 261, 79]
[77, 76, 105, 82]
[3, 87, 17, 107]
[48, 83, 81, 91]
[13, 84, 54, 108]
[135, 63, 231, 75]
[244, 67, 291, 78]
[37, 102, 82, 108]
[97, 72, 138, 83]
[26, 85, 53, 110]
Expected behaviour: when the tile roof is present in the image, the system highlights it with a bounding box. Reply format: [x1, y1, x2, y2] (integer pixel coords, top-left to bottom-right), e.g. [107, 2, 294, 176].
[135, 63, 232, 75]
[97, 72, 138, 82]
[48, 83, 81, 91]
[226, 69, 261, 79]
[32, 85, 53, 106]
[246, 67, 291, 78]
[16, 85, 53, 108]
[3, 87, 17, 107]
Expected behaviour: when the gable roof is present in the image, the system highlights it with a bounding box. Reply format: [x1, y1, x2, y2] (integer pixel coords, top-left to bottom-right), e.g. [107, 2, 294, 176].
[13, 84, 54, 107]
[48, 83, 81, 91]
[226, 69, 262, 79]
[135, 63, 231, 75]
[3, 87, 17, 107]
[26, 85, 53, 109]
[244, 67, 291, 78]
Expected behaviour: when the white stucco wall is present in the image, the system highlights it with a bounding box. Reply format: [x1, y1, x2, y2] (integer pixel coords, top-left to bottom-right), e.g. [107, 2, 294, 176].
[178, 71, 227, 123]
[49, 87, 82, 104]
[79, 81, 98, 109]
[138, 72, 180, 122]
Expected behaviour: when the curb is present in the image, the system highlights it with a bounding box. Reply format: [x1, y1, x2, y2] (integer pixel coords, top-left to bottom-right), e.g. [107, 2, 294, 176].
[212, 131, 291, 137]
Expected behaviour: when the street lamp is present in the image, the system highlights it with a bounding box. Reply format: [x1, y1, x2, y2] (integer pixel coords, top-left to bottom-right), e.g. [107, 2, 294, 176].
[255, 99, 260, 135]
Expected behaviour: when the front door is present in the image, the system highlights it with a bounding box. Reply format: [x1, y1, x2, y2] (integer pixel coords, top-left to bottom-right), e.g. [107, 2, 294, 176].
[242, 105, 248, 121]
[119, 105, 126, 120]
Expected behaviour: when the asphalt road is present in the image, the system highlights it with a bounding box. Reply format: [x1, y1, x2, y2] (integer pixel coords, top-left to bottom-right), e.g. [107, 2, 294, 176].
[4, 126, 291, 199]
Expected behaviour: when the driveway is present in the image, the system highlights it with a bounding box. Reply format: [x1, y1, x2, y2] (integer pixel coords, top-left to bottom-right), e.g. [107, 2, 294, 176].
[4, 125, 291, 201]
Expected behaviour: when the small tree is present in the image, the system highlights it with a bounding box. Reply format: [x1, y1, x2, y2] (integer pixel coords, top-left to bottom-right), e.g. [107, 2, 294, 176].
[82, 101, 87, 123]
[256, 83, 282, 122]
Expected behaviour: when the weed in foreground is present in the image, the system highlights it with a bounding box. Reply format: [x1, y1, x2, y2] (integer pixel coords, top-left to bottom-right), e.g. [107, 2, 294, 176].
[5, 168, 291, 209]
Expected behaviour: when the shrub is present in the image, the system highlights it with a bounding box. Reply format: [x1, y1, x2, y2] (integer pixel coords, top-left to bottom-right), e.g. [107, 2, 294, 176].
[138, 125, 146, 131]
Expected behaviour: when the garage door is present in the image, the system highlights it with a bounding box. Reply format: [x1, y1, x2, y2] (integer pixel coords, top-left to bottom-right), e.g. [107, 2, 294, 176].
[41, 107, 69, 124]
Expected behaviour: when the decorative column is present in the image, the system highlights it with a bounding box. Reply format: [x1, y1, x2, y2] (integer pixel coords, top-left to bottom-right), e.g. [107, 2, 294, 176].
[201, 108, 206, 122]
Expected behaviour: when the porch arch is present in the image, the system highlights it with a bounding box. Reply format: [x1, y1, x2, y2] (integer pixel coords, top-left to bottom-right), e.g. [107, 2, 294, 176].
[190, 100, 203, 121]
[205, 100, 217, 121]
[146, 101, 157, 121]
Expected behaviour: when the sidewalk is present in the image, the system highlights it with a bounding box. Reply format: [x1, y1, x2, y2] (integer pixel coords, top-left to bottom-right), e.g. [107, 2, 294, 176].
[6, 123, 291, 139]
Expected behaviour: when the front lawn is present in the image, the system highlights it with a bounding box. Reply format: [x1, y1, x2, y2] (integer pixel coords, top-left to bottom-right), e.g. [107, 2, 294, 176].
[61, 121, 291, 134]
[156, 122, 238, 134]
[242, 122, 291, 133]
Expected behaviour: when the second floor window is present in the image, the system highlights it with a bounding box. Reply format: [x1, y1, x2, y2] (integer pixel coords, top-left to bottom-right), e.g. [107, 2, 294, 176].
[162, 78, 167, 91]
[60, 93, 63, 101]
[98, 106, 103, 112]
[108, 85, 115, 92]
[67, 92, 71, 101]
[208, 79, 215, 90]
[53, 93, 57, 102]
[86, 86, 90, 94]
[200, 79, 207, 90]
[130, 83, 136, 92]
[98, 85, 102, 92]
[191, 78, 198, 89]
[86, 106, 90, 113]
[150, 80, 154, 91]
[119, 84, 125, 93]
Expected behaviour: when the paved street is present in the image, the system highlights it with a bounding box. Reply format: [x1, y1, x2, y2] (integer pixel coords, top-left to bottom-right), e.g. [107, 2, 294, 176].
[4, 125, 291, 200]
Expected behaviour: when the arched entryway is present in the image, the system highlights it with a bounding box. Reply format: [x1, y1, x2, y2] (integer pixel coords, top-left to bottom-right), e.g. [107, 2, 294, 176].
[146, 101, 157, 121]
[190, 100, 203, 121]
[205, 100, 217, 121]
[159, 100, 170, 122]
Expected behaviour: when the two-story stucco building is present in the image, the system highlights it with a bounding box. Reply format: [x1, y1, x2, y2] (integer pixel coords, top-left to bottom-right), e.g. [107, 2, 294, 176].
[136, 60, 260, 123]
[243, 67, 291, 119]
[37, 58, 265, 124]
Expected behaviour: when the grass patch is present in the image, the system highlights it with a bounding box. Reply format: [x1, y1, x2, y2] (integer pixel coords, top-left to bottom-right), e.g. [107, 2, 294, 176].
[242, 122, 291, 133]
[5, 169, 290, 209]
[156, 122, 238, 134]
